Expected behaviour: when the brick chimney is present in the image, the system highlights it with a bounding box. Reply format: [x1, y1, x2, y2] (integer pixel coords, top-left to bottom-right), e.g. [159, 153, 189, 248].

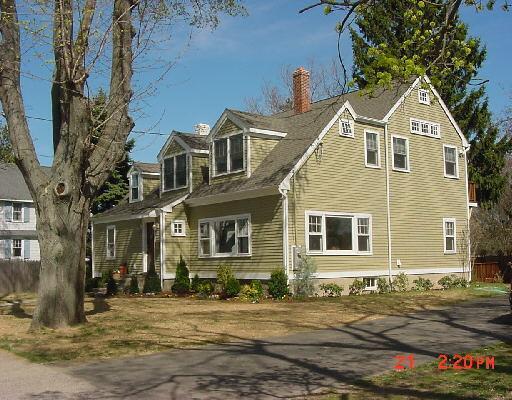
[194, 123, 210, 136]
[293, 67, 311, 114]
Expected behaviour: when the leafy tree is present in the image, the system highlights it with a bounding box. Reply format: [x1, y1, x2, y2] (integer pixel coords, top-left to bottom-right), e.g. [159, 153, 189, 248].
[0, 1, 244, 329]
[0, 124, 14, 163]
[349, 0, 512, 204]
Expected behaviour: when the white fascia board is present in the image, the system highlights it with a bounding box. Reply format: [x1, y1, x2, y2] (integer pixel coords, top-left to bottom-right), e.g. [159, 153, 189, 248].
[382, 77, 421, 121]
[247, 128, 287, 138]
[157, 131, 177, 161]
[190, 149, 209, 155]
[161, 193, 190, 213]
[0, 198, 33, 203]
[279, 101, 353, 191]
[208, 110, 246, 142]
[92, 210, 157, 224]
[186, 186, 279, 207]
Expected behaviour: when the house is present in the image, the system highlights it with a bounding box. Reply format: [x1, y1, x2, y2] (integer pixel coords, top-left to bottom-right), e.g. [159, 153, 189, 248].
[92, 68, 475, 290]
[0, 163, 41, 260]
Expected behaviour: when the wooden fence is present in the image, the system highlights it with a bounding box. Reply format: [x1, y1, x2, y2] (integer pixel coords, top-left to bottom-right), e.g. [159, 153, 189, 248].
[472, 256, 512, 283]
[0, 260, 40, 294]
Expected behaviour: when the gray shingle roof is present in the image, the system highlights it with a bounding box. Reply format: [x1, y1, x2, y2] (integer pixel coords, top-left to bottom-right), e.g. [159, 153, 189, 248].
[0, 163, 53, 201]
[176, 132, 209, 151]
[133, 162, 160, 174]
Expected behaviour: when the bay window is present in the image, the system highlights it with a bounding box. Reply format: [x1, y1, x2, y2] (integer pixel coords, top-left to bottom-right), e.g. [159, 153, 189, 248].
[213, 134, 244, 175]
[163, 153, 187, 191]
[306, 212, 372, 255]
[198, 215, 251, 257]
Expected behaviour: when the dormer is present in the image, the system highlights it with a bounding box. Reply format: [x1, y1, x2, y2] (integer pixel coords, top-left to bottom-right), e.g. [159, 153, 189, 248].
[128, 163, 160, 203]
[157, 127, 209, 195]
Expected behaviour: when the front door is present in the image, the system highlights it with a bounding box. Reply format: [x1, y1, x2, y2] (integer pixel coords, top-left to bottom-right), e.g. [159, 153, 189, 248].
[146, 222, 155, 273]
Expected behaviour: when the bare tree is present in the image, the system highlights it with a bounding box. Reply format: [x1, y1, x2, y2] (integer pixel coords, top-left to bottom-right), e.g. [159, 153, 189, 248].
[244, 58, 344, 115]
[0, 0, 243, 329]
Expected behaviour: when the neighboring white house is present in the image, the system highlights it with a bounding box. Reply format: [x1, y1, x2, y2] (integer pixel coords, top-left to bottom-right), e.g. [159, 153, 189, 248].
[0, 163, 41, 260]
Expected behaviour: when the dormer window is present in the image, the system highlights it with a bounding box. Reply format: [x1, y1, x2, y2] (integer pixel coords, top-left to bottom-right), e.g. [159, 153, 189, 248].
[418, 89, 430, 105]
[339, 118, 354, 138]
[163, 153, 187, 191]
[130, 173, 141, 202]
[213, 133, 244, 176]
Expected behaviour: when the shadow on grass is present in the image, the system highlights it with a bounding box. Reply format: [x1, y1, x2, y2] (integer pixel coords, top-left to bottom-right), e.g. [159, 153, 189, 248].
[85, 297, 111, 317]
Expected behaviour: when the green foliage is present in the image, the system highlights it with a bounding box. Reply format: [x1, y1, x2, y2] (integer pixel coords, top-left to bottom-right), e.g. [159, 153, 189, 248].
[319, 282, 344, 297]
[293, 253, 317, 297]
[143, 271, 162, 294]
[216, 265, 234, 291]
[392, 272, 409, 292]
[100, 270, 111, 287]
[224, 277, 241, 298]
[191, 273, 201, 293]
[377, 277, 392, 294]
[439, 274, 469, 289]
[0, 124, 14, 163]
[240, 280, 265, 302]
[268, 268, 289, 299]
[128, 275, 140, 294]
[438, 275, 455, 290]
[349, 279, 367, 295]
[106, 273, 118, 296]
[350, 0, 512, 204]
[197, 281, 215, 297]
[171, 256, 190, 294]
[413, 277, 434, 291]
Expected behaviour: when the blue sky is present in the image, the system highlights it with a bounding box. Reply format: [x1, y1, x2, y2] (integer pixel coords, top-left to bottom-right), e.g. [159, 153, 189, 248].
[18, 1, 512, 165]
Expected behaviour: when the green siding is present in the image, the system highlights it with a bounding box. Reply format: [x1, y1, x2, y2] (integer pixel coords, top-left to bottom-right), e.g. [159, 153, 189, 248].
[191, 154, 209, 190]
[163, 203, 190, 274]
[143, 176, 160, 196]
[250, 137, 279, 175]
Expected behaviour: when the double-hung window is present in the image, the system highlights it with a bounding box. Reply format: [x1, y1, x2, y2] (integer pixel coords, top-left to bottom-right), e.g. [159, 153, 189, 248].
[198, 215, 251, 257]
[12, 239, 22, 258]
[339, 118, 354, 137]
[306, 212, 372, 255]
[163, 153, 187, 191]
[213, 134, 244, 175]
[12, 203, 23, 222]
[443, 145, 458, 178]
[365, 131, 380, 168]
[443, 218, 456, 253]
[392, 136, 409, 172]
[418, 89, 430, 105]
[130, 173, 140, 201]
[106, 225, 116, 259]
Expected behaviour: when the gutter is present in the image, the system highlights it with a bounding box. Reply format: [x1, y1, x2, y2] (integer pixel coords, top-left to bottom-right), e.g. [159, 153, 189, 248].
[279, 187, 290, 280]
[384, 124, 393, 283]
[462, 145, 472, 281]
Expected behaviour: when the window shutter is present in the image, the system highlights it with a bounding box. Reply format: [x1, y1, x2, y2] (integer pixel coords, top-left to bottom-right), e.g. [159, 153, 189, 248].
[24, 240, 30, 259]
[4, 239, 11, 258]
[24, 205, 30, 223]
[4, 202, 12, 222]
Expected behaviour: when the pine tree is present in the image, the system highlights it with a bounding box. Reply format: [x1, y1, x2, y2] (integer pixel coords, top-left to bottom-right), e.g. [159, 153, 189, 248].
[0, 124, 15, 163]
[350, 0, 512, 204]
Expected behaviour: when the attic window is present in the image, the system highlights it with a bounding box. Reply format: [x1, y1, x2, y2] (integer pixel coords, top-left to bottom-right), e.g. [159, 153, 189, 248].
[418, 89, 430, 105]
[213, 133, 244, 176]
[339, 119, 354, 138]
[163, 153, 187, 191]
[130, 173, 140, 202]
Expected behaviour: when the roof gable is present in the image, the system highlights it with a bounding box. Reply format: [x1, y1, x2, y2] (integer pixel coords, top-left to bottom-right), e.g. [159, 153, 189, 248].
[157, 131, 208, 161]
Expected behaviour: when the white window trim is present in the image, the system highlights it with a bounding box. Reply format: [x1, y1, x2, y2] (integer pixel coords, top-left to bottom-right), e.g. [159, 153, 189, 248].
[364, 130, 381, 168]
[171, 220, 186, 237]
[418, 89, 430, 105]
[305, 211, 373, 256]
[391, 134, 410, 173]
[197, 213, 252, 258]
[106, 225, 116, 259]
[11, 202, 24, 223]
[363, 277, 377, 291]
[443, 144, 459, 179]
[11, 239, 23, 258]
[339, 118, 355, 138]
[443, 218, 457, 254]
[409, 118, 441, 139]
[212, 132, 246, 177]
[162, 152, 188, 193]
[129, 172, 142, 203]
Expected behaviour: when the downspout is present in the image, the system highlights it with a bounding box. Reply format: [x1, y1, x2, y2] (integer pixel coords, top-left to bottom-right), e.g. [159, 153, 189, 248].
[159, 209, 166, 289]
[90, 214, 95, 278]
[384, 124, 393, 283]
[462, 145, 472, 281]
[279, 188, 290, 280]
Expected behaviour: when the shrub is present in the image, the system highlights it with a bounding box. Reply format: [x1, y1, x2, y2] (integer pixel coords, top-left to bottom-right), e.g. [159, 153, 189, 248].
[377, 277, 391, 294]
[392, 272, 409, 292]
[171, 256, 190, 294]
[319, 282, 344, 297]
[413, 277, 434, 291]
[293, 252, 317, 297]
[268, 268, 289, 299]
[216, 265, 234, 292]
[439, 274, 469, 289]
[240, 280, 265, 302]
[438, 275, 454, 290]
[128, 275, 140, 294]
[143, 271, 161, 294]
[452, 276, 469, 288]
[197, 281, 214, 297]
[190, 273, 201, 293]
[224, 277, 241, 298]
[100, 270, 111, 287]
[349, 279, 366, 295]
[106, 272, 118, 296]
[85, 277, 100, 293]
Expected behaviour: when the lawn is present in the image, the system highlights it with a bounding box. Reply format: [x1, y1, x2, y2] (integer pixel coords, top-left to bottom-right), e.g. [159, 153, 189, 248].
[0, 283, 507, 364]
[321, 342, 512, 400]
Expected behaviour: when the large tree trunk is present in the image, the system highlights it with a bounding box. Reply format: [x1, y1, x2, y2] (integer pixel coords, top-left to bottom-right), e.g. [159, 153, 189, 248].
[30, 195, 91, 329]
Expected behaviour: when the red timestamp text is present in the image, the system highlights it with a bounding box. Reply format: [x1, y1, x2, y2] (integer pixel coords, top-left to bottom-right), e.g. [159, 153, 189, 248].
[393, 354, 495, 371]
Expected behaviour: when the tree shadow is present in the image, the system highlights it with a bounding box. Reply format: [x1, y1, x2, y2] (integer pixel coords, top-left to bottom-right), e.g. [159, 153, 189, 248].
[85, 296, 111, 316]
[7, 301, 32, 319]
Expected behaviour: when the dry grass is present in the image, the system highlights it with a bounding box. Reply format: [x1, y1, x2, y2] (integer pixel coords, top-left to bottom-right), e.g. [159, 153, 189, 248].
[0, 284, 506, 364]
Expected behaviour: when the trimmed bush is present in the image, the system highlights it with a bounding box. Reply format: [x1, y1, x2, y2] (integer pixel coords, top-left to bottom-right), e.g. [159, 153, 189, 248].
[128, 275, 140, 294]
[439, 274, 469, 289]
[191, 273, 201, 293]
[268, 268, 289, 299]
[143, 271, 162, 294]
[198, 281, 214, 297]
[349, 279, 366, 295]
[452, 276, 469, 288]
[106, 272, 118, 296]
[240, 280, 265, 302]
[413, 277, 434, 291]
[225, 277, 241, 298]
[392, 272, 408, 292]
[171, 256, 190, 294]
[293, 253, 317, 297]
[377, 277, 391, 294]
[216, 265, 234, 292]
[319, 282, 344, 297]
